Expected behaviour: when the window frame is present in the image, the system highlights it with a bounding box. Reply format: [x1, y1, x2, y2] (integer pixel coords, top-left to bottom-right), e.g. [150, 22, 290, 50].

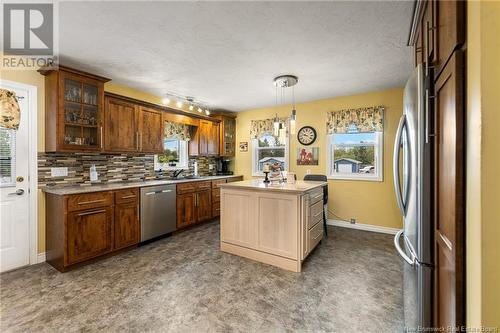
[251, 134, 289, 177]
[326, 132, 383, 182]
[154, 139, 189, 171]
[0, 128, 16, 188]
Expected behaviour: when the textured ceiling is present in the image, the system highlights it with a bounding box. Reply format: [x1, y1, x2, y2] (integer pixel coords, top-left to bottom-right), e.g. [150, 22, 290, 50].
[59, 1, 413, 111]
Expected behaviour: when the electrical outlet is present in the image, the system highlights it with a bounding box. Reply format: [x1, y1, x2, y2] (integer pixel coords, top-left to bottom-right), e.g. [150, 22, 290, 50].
[209, 164, 214, 170]
[51, 167, 68, 177]
[306, 169, 311, 175]
[350, 218, 356, 224]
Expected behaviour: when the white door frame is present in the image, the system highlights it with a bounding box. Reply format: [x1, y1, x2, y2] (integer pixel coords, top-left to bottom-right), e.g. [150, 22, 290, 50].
[1, 79, 38, 265]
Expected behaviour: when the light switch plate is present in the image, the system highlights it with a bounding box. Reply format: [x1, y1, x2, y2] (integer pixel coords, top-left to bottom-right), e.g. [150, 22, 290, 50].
[51, 167, 68, 177]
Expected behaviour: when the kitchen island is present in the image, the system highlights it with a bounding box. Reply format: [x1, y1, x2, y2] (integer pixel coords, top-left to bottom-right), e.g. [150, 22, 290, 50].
[219, 179, 326, 272]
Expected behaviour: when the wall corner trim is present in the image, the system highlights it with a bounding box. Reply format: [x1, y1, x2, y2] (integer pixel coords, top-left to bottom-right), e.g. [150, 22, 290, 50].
[327, 219, 399, 235]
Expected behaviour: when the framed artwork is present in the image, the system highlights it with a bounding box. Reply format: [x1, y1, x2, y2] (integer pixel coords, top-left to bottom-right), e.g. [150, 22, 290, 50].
[297, 147, 319, 165]
[239, 142, 248, 152]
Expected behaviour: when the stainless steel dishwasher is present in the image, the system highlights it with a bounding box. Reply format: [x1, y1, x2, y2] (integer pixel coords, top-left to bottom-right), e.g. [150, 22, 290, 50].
[140, 184, 176, 242]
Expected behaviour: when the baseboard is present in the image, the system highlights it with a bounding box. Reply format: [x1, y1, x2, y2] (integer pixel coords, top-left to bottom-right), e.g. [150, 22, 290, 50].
[36, 252, 46, 263]
[327, 219, 399, 235]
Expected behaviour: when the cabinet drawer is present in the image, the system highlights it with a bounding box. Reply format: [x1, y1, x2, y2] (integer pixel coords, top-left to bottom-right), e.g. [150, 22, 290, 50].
[196, 181, 212, 191]
[212, 202, 220, 217]
[177, 182, 197, 194]
[309, 188, 323, 205]
[212, 179, 226, 189]
[308, 200, 324, 229]
[114, 188, 138, 204]
[308, 220, 323, 253]
[212, 188, 221, 203]
[67, 192, 113, 212]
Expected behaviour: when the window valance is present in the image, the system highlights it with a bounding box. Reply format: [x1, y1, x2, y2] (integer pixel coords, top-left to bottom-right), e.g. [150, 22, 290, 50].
[250, 117, 288, 139]
[164, 121, 191, 141]
[326, 106, 384, 134]
[0, 89, 21, 130]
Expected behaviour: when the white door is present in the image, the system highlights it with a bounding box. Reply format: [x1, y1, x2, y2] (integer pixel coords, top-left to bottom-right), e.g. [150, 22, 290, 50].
[0, 83, 31, 273]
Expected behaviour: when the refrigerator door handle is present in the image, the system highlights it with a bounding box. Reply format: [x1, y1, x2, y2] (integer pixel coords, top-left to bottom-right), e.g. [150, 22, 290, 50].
[393, 114, 407, 216]
[394, 229, 416, 266]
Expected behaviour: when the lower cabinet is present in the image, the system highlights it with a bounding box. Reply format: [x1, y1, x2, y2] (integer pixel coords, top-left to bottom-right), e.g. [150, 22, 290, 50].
[176, 181, 213, 229]
[176, 192, 196, 229]
[67, 207, 114, 265]
[46, 189, 140, 272]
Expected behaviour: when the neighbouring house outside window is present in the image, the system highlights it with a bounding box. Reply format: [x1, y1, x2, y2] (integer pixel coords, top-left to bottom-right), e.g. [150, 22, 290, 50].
[326, 106, 384, 181]
[252, 133, 288, 176]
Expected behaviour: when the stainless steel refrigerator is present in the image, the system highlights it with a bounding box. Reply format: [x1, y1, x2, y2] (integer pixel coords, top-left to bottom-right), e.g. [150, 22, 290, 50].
[393, 63, 433, 331]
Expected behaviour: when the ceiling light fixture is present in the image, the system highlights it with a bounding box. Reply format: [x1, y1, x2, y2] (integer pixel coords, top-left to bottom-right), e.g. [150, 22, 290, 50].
[197, 107, 203, 113]
[273, 75, 299, 139]
[161, 97, 170, 105]
[176, 100, 183, 108]
[205, 109, 210, 116]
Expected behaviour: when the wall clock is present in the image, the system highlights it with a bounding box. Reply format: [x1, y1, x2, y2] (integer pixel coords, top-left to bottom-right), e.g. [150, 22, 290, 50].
[297, 126, 317, 145]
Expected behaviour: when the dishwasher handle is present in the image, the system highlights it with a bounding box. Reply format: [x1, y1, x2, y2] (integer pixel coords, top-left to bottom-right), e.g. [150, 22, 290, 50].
[144, 189, 173, 196]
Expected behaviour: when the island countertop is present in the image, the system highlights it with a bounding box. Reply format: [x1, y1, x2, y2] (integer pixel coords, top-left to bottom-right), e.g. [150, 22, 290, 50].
[218, 179, 326, 194]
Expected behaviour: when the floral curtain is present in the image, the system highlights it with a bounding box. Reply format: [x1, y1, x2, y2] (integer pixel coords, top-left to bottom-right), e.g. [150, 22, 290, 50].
[250, 117, 288, 139]
[326, 106, 384, 134]
[0, 89, 21, 130]
[164, 121, 191, 141]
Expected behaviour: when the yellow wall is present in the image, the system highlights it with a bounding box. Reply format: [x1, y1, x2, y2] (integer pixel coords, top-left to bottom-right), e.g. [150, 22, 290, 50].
[234, 88, 404, 229]
[466, 0, 500, 328]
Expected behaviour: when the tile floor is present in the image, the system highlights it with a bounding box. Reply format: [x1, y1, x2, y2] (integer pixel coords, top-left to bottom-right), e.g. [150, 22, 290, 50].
[0, 221, 403, 333]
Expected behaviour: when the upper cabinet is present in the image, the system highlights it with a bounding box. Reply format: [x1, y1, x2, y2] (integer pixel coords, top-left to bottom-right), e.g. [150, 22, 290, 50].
[103, 96, 163, 154]
[214, 115, 236, 157]
[189, 120, 219, 156]
[41, 66, 227, 156]
[138, 106, 163, 153]
[104, 96, 139, 152]
[40, 66, 110, 152]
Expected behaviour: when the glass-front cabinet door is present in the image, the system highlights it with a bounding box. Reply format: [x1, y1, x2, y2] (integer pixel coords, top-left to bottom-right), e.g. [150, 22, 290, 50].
[60, 72, 103, 150]
[222, 117, 235, 156]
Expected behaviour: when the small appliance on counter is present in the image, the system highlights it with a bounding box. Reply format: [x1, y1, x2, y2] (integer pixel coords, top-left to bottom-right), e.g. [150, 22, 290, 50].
[215, 157, 233, 175]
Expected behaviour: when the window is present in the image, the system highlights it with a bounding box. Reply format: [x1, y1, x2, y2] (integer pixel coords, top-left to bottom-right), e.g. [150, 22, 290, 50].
[154, 137, 188, 171]
[327, 127, 383, 181]
[252, 133, 288, 176]
[0, 128, 16, 187]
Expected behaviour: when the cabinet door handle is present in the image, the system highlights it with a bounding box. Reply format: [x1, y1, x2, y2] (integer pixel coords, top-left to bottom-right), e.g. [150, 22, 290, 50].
[121, 195, 136, 199]
[195, 193, 198, 207]
[139, 132, 143, 151]
[100, 126, 103, 148]
[77, 209, 106, 217]
[77, 199, 105, 205]
[136, 132, 139, 151]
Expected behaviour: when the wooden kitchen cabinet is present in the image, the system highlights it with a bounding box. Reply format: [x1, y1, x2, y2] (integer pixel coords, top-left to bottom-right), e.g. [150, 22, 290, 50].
[67, 206, 114, 265]
[40, 66, 110, 152]
[176, 181, 213, 229]
[138, 107, 163, 153]
[190, 120, 219, 156]
[176, 192, 196, 229]
[114, 189, 140, 250]
[46, 188, 140, 272]
[214, 115, 236, 157]
[104, 96, 139, 152]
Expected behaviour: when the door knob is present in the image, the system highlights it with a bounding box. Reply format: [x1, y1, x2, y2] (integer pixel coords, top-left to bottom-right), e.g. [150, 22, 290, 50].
[16, 176, 24, 183]
[8, 189, 25, 196]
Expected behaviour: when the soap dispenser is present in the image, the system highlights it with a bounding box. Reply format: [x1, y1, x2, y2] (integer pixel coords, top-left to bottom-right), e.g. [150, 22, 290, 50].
[90, 164, 98, 182]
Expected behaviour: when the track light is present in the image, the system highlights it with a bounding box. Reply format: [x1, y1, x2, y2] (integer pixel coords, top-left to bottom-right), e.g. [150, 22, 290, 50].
[197, 107, 203, 113]
[205, 110, 210, 115]
[176, 101, 183, 108]
[189, 105, 194, 111]
[161, 97, 170, 105]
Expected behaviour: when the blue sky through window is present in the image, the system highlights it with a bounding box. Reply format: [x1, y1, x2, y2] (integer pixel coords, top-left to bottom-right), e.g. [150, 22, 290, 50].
[334, 132, 376, 144]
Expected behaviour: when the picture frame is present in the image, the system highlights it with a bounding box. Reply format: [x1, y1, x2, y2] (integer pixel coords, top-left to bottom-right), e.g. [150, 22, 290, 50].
[297, 147, 319, 166]
[239, 142, 248, 152]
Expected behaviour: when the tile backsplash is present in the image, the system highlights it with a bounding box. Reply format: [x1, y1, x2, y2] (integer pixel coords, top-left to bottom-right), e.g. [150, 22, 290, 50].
[38, 153, 219, 188]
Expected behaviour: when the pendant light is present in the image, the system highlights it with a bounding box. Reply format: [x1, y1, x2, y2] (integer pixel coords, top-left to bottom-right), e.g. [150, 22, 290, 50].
[273, 75, 299, 139]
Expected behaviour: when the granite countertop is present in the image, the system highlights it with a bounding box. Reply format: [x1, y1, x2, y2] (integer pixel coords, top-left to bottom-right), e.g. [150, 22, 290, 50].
[42, 175, 243, 195]
[218, 179, 326, 194]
